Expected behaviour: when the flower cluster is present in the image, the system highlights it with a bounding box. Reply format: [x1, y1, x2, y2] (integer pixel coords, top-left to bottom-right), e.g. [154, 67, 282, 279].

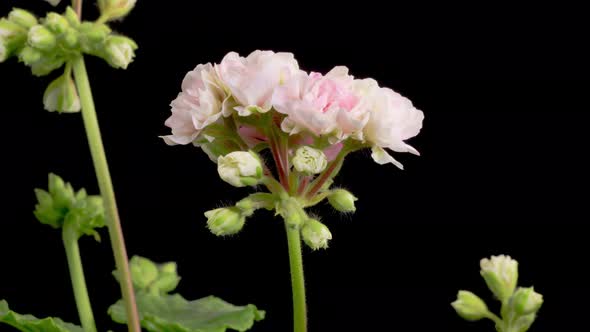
[452, 255, 543, 332]
[1, 5, 137, 112]
[162, 50, 424, 248]
[163, 50, 424, 169]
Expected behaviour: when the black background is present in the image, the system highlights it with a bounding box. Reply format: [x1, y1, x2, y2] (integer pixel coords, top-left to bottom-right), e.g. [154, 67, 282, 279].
[1, 1, 588, 332]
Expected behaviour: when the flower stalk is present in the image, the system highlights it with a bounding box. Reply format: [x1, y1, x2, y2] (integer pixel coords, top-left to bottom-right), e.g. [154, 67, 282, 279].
[71, 53, 141, 332]
[62, 220, 97, 332]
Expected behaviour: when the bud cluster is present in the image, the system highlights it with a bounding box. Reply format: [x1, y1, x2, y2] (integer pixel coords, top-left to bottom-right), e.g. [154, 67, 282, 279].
[127, 256, 181, 295]
[34, 173, 105, 238]
[1, 6, 137, 74]
[452, 255, 543, 332]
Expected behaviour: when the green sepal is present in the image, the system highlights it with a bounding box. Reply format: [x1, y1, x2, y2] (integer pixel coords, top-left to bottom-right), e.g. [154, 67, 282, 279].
[0, 300, 83, 332]
[109, 293, 265, 332]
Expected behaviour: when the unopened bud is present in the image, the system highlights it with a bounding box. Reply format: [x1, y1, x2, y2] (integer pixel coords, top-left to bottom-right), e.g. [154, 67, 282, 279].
[217, 151, 263, 187]
[28, 25, 56, 51]
[301, 218, 332, 250]
[18, 46, 43, 64]
[43, 74, 81, 113]
[129, 256, 159, 290]
[98, 0, 137, 21]
[292, 146, 327, 175]
[0, 19, 26, 62]
[103, 35, 137, 69]
[8, 9, 38, 29]
[63, 7, 80, 27]
[44, 13, 70, 34]
[451, 291, 490, 321]
[327, 189, 357, 213]
[150, 262, 181, 294]
[512, 287, 543, 316]
[205, 207, 245, 236]
[480, 255, 519, 302]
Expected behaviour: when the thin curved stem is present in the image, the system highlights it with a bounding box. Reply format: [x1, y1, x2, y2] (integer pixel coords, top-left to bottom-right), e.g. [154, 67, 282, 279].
[72, 56, 141, 332]
[62, 223, 97, 332]
[285, 224, 307, 332]
[305, 151, 346, 199]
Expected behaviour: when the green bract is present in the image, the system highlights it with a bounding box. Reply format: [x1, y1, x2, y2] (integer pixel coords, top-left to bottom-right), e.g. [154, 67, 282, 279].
[34, 173, 105, 238]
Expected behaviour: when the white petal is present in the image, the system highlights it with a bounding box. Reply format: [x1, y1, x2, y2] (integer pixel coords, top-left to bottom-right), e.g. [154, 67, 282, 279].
[371, 146, 404, 170]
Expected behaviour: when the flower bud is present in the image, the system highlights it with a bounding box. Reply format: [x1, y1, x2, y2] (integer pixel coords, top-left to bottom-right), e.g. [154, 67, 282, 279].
[103, 35, 137, 69]
[150, 262, 181, 294]
[511, 287, 543, 316]
[18, 46, 43, 64]
[43, 74, 81, 113]
[451, 291, 490, 321]
[63, 7, 80, 27]
[33, 173, 103, 235]
[8, 9, 38, 29]
[79, 22, 111, 46]
[205, 207, 245, 236]
[217, 151, 263, 187]
[98, 0, 137, 21]
[327, 189, 357, 213]
[292, 146, 327, 175]
[28, 25, 56, 51]
[62, 28, 79, 49]
[44, 13, 70, 35]
[0, 19, 26, 62]
[45, 0, 62, 6]
[301, 218, 332, 250]
[480, 255, 519, 302]
[129, 256, 159, 290]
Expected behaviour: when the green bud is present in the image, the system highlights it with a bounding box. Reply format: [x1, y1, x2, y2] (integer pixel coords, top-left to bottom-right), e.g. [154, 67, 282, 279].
[43, 73, 81, 113]
[292, 146, 327, 175]
[98, 0, 137, 21]
[129, 256, 159, 290]
[511, 287, 543, 316]
[45, 0, 62, 7]
[64, 7, 80, 27]
[150, 262, 181, 294]
[8, 9, 38, 29]
[29, 54, 65, 77]
[103, 35, 137, 69]
[62, 27, 79, 49]
[480, 255, 518, 302]
[301, 218, 332, 250]
[28, 25, 56, 51]
[327, 188, 357, 213]
[44, 13, 70, 34]
[18, 45, 43, 64]
[33, 173, 103, 236]
[205, 207, 245, 236]
[79, 22, 111, 47]
[451, 291, 490, 321]
[0, 19, 27, 62]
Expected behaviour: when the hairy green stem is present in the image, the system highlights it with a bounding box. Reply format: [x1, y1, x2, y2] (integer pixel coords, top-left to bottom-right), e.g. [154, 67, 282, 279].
[285, 224, 307, 332]
[71, 56, 141, 332]
[62, 222, 97, 332]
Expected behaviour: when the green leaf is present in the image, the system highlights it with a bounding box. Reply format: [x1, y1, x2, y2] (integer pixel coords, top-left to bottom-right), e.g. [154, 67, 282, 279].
[0, 300, 83, 332]
[109, 293, 265, 332]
